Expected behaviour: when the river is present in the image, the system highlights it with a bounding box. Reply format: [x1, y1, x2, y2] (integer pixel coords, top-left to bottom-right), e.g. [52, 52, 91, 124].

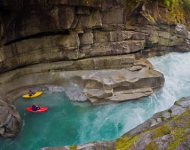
[0, 52, 190, 150]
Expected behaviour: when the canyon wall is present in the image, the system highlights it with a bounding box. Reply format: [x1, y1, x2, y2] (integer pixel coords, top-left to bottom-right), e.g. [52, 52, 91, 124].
[0, 0, 189, 73]
[0, 0, 189, 140]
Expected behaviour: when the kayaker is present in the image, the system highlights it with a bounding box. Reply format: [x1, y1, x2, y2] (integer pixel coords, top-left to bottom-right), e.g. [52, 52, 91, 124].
[31, 103, 40, 111]
[29, 89, 35, 96]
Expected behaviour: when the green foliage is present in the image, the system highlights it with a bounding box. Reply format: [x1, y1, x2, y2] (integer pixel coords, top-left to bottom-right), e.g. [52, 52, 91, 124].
[147, 14, 156, 23]
[70, 145, 77, 149]
[115, 136, 138, 150]
[180, 0, 190, 11]
[145, 141, 159, 150]
[152, 125, 172, 138]
[157, 0, 178, 9]
[128, 0, 190, 11]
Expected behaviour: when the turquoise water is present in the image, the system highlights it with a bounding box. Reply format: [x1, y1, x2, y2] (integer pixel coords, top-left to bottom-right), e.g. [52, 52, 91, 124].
[1, 52, 190, 150]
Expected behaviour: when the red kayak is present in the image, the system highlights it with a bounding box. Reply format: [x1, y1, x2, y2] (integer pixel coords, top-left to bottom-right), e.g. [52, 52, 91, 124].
[25, 107, 48, 113]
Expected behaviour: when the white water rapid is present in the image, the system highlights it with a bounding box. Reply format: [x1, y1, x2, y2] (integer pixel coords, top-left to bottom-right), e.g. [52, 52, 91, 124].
[1, 52, 190, 150]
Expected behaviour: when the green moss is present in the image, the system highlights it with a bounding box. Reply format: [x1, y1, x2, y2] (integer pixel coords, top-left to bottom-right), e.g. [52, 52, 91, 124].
[145, 141, 159, 150]
[152, 125, 171, 138]
[166, 109, 190, 149]
[180, 0, 190, 11]
[167, 132, 188, 150]
[147, 14, 156, 23]
[157, 0, 178, 8]
[127, 0, 190, 11]
[156, 0, 186, 24]
[115, 136, 138, 150]
[70, 145, 77, 149]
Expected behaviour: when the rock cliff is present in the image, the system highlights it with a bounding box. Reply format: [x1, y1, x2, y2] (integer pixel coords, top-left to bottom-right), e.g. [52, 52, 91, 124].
[0, 0, 189, 142]
[0, 0, 190, 73]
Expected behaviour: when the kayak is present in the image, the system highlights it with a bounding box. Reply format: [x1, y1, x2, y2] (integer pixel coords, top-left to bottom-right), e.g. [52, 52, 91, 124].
[22, 91, 42, 98]
[25, 107, 48, 113]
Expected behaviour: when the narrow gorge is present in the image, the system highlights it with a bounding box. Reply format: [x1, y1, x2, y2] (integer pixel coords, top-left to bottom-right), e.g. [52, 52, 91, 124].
[0, 0, 190, 149]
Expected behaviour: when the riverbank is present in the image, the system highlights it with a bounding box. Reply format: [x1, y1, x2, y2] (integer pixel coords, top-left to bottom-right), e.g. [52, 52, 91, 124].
[40, 96, 190, 150]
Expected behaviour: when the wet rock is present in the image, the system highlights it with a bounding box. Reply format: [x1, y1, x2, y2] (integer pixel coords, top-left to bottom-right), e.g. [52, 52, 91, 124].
[161, 111, 171, 120]
[124, 119, 154, 136]
[175, 97, 190, 107]
[156, 117, 162, 123]
[170, 105, 185, 117]
[0, 100, 21, 137]
[153, 110, 171, 121]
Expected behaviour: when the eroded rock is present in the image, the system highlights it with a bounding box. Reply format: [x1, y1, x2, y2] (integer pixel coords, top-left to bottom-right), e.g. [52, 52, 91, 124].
[0, 100, 21, 137]
[82, 58, 164, 104]
[0, 54, 164, 106]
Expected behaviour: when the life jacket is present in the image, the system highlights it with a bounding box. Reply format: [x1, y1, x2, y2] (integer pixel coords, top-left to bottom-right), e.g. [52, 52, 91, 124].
[32, 105, 37, 111]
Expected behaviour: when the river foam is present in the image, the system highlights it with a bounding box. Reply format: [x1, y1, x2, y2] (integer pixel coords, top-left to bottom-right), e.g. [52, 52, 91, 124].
[0, 52, 190, 150]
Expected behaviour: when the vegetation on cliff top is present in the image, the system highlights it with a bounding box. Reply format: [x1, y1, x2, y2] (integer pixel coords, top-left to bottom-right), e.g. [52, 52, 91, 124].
[130, 0, 190, 12]
[125, 0, 190, 26]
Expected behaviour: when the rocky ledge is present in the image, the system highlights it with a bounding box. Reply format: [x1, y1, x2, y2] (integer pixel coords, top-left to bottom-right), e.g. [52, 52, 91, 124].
[40, 96, 190, 150]
[0, 0, 189, 140]
[0, 54, 164, 137]
[83, 58, 164, 105]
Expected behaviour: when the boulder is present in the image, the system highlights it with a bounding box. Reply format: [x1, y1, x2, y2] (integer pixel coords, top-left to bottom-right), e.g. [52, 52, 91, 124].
[0, 100, 21, 138]
[82, 58, 164, 105]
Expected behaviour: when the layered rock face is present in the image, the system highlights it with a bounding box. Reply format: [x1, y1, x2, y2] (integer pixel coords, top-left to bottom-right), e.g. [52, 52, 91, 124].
[0, 0, 188, 139]
[0, 0, 189, 73]
[0, 55, 164, 105]
[83, 58, 164, 105]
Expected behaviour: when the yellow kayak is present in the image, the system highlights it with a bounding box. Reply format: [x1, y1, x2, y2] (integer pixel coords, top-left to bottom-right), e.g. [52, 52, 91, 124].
[22, 91, 42, 98]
